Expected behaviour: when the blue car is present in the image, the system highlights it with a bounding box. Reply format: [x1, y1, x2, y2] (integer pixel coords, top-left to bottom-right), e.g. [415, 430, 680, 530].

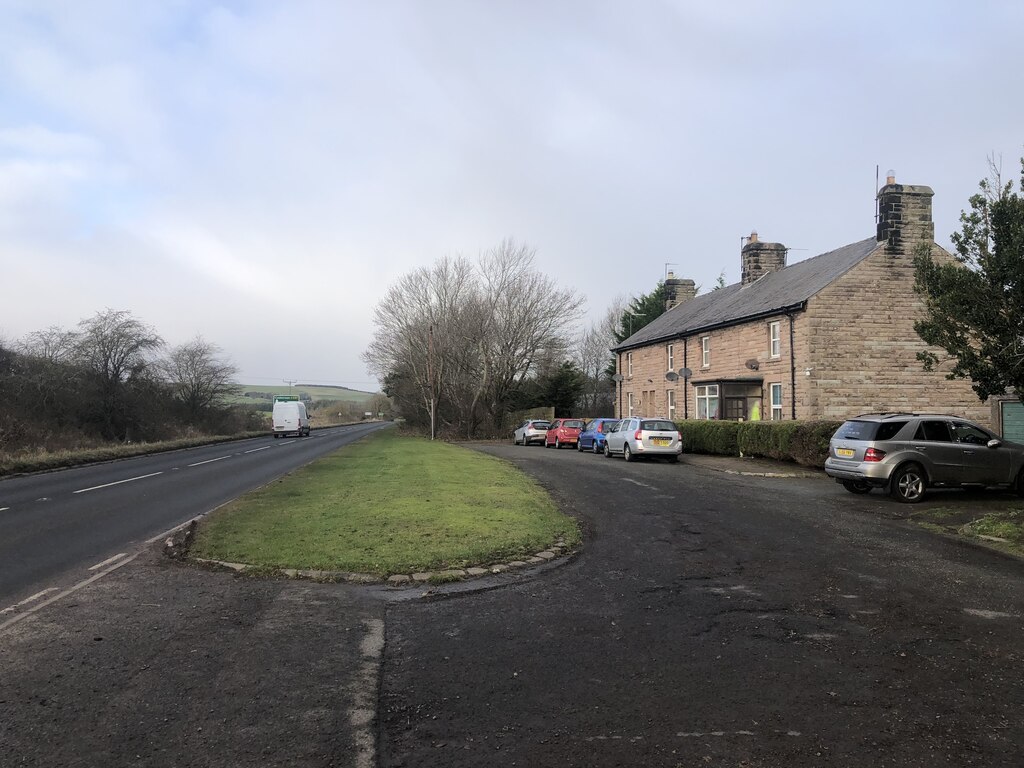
[577, 418, 619, 454]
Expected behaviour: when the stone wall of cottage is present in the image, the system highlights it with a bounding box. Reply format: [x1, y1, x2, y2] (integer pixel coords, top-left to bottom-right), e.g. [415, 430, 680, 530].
[614, 313, 808, 422]
[804, 243, 991, 426]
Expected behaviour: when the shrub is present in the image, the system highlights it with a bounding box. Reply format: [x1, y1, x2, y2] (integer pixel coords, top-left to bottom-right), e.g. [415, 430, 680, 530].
[677, 421, 739, 455]
[677, 419, 842, 468]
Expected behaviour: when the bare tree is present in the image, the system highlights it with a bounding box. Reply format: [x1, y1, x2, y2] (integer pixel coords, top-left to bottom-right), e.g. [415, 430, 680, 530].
[574, 300, 626, 415]
[74, 309, 164, 439]
[161, 336, 240, 423]
[364, 239, 583, 438]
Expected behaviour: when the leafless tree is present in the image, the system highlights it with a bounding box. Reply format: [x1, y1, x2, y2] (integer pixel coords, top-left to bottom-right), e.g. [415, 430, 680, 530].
[161, 336, 240, 423]
[364, 239, 583, 437]
[574, 300, 627, 415]
[74, 309, 164, 439]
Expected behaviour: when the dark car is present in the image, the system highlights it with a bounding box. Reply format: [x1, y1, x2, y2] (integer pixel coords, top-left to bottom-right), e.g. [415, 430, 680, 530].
[545, 418, 585, 449]
[577, 418, 618, 454]
[824, 412, 1024, 502]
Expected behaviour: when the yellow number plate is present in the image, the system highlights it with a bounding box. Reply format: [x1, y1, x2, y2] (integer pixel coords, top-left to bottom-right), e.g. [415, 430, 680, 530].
[836, 448, 855, 458]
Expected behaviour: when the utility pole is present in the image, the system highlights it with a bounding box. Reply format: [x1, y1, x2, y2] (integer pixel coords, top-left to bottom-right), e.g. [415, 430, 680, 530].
[283, 379, 297, 396]
[427, 325, 436, 440]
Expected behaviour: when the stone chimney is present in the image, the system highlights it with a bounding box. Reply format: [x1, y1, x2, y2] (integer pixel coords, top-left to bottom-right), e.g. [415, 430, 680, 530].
[876, 172, 934, 255]
[664, 272, 696, 311]
[741, 231, 787, 286]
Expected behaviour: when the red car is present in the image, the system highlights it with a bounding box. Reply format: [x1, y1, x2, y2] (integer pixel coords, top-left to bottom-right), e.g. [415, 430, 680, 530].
[544, 418, 585, 449]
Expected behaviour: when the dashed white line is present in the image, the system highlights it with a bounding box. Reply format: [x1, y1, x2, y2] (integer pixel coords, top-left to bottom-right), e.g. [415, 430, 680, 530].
[0, 588, 59, 615]
[0, 507, 9, 512]
[244, 446, 271, 454]
[89, 553, 129, 571]
[74, 472, 163, 494]
[622, 478, 657, 490]
[0, 553, 140, 633]
[187, 455, 232, 467]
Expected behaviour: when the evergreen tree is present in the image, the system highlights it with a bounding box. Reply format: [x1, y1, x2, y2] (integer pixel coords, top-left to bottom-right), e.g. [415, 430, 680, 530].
[914, 157, 1024, 402]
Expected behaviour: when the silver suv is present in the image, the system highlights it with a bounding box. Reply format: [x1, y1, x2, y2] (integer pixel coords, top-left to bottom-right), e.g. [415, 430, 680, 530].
[824, 413, 1024, 503]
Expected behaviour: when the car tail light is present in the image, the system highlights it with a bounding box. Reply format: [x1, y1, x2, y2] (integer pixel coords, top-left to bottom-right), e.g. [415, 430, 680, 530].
[634, 429, 643, 440]
[864, 447, 886, 462]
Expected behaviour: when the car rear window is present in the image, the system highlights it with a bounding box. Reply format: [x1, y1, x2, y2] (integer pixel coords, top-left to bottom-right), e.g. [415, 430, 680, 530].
[563, 420, 584, 429]
[833, 420, 907, 441]
[532, 421, 550, 429]
[641, 420, 676, 431]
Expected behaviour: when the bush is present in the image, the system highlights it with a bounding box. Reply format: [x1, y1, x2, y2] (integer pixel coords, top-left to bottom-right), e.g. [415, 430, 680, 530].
[678, 421, 740, 455]
[677, 419, 842, 468]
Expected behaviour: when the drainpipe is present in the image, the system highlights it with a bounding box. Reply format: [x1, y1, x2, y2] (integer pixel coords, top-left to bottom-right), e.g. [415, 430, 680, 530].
[788, 313, 797, 420]
[683, 339, 689, 420]
[617, 352, 622, 418]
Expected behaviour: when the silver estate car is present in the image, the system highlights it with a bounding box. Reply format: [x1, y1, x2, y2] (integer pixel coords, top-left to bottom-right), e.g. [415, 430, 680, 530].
[513, 419, 550, 446]
[824, 412, 1024, 503]
[604, 417, 682, 463]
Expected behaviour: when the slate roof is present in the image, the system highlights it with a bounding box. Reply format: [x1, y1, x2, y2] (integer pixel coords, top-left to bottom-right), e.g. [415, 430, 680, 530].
[612, 236, 880, 352]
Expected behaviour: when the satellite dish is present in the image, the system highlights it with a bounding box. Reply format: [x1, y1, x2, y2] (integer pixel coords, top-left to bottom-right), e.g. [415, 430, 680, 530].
[665, 371, 679, 382]
[678, 367, 692, 379]
[744, 359, 760, 371]
[611, 374, 624, 382]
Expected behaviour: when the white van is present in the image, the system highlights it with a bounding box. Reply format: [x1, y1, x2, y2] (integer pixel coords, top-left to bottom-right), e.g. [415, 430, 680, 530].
[272, 398, 310, 438]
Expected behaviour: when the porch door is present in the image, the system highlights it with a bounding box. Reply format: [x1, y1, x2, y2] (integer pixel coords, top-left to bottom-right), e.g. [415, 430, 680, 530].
[722, 397, 747, 421]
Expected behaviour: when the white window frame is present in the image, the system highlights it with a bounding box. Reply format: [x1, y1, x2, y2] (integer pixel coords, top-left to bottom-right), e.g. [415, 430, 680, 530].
[667, 389, 676, 420]
[701, 336, 710, 367]
[627, 351, 633, 377]
[627, 391, 635, 417]
[667, 343, 674, 371]
[769, 321, 781, 359]
[696, 384, 719, 420]
[770, 383, 783, 420]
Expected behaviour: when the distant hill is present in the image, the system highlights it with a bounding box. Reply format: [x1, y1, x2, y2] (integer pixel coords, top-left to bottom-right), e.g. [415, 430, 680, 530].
[229, 384, 376, 405]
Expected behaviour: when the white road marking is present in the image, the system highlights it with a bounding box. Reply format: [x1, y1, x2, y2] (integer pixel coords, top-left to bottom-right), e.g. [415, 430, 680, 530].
[622, 478, 657, 490]
[244, 446, 271, 454]
[187, 455, 232, 467]
[0, 507, 9, 512]
[89, 553, 129, 571]
[964, 608, 1016, 619]
[0, 588, 59, 615]
[73, 472, 163, 494]
[352, 617, 385, 768]
[0, 554, 140, 633]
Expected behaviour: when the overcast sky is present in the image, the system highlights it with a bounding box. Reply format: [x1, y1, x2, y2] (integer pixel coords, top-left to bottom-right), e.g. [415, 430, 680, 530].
[2, 1, 1022, 390]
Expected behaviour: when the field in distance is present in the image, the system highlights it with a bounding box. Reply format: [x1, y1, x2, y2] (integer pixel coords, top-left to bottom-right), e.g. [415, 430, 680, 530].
[229, 383, 376, 405]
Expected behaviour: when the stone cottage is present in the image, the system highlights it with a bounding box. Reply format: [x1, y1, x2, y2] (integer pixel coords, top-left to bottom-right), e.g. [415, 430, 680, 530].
[610, 175, 991, 427]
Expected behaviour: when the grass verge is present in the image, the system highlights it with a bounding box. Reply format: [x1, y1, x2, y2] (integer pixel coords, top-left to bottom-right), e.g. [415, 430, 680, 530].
[190, 430, 580, 576]
[910, 503, 1024, 558]
[0, 433, 267, 476]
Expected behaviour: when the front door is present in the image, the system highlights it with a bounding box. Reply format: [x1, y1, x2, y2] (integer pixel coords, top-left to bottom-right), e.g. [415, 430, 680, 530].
[722, 397, 747, 421]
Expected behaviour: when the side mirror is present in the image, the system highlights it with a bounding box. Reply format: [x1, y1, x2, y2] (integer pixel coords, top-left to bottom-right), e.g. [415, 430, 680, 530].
[987, 438, 1002, 449]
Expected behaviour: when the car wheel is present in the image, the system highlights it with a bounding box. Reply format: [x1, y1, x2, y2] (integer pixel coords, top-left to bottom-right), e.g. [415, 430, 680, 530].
[890, 463, 926, 503]
[842, 480, 872, 495]
[555, 438, 562, 449]
[604, 443, 613, 458]
[593, 441, 601, 454]
[577, 440, 584, 452]
[623, 444, 633, 462]
[273, 434, 280, 439]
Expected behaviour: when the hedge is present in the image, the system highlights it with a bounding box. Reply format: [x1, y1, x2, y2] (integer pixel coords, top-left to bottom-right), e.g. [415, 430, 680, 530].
[676, 419, 842, 468]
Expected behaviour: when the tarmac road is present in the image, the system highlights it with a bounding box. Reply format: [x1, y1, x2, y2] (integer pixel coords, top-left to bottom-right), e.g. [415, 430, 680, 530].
[1, 443, 1022, 767]
[378, 443, 1024, 767]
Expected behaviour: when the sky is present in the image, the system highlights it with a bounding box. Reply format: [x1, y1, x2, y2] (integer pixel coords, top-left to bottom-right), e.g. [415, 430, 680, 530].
[2, 1, 1022, 391]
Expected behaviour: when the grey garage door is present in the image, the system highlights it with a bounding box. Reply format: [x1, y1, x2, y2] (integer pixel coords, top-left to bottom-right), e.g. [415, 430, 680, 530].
[1001, 400, 1024, 443]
